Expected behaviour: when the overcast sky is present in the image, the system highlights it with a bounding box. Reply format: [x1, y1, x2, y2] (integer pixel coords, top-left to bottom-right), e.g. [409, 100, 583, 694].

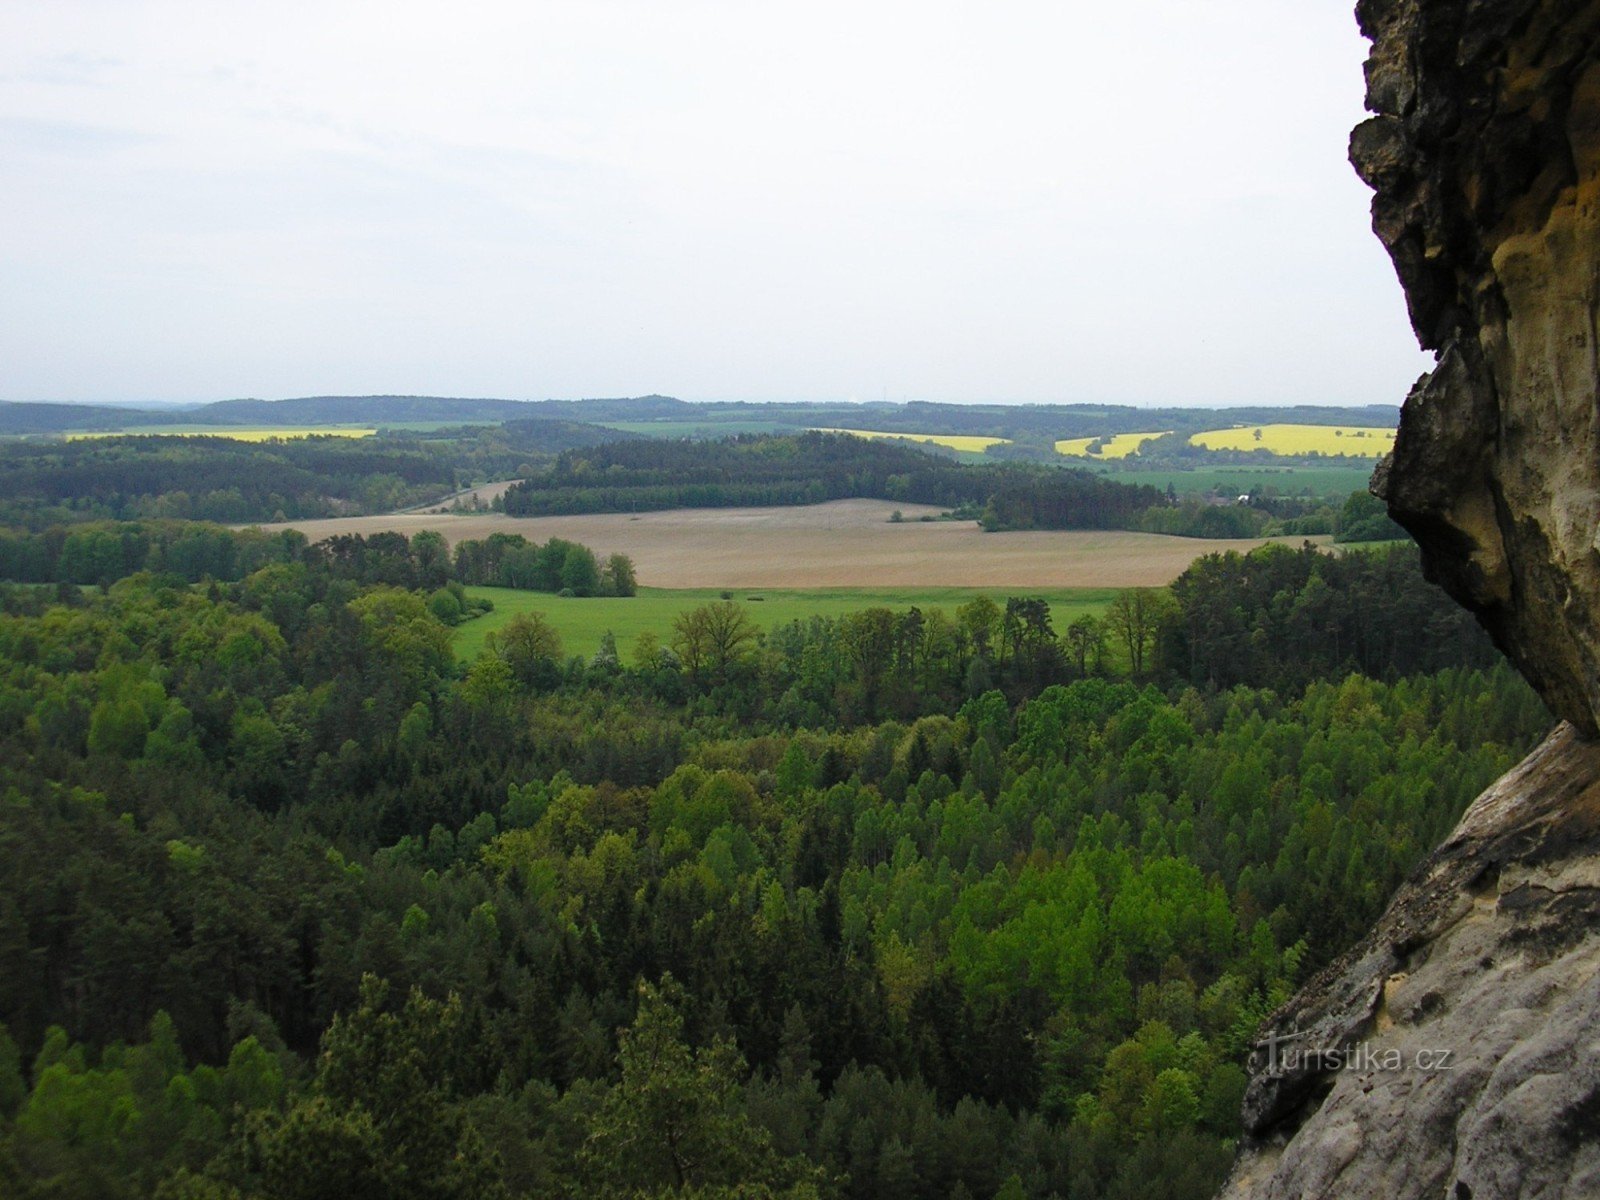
[0, 1, 1429, 408]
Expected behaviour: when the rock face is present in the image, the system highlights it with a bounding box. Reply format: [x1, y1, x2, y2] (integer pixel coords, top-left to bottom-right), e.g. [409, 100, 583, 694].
[1219, 726, 1600, 1198]
[1220, 3, 1600, 1196]
[1354, 0, 1600, 736]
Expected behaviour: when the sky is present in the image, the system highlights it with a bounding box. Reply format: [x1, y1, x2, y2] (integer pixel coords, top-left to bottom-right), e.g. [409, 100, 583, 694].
[0, 1, 1431, 408]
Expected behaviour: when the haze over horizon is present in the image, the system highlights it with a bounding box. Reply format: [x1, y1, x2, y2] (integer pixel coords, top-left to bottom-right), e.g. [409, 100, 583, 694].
[2, 2, 1430, 409]
[8, 392, 1405, 414]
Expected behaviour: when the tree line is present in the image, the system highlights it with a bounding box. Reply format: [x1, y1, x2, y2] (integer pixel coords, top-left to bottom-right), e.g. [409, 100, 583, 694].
[502, 433, 1166, 531]
[0, 420, 637, 530]
[0, 436, 460, 527]
[0, 522, 634, 600]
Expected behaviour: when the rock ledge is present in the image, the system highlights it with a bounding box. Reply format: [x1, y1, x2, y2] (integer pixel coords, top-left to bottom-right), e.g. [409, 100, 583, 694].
[1220, 724, 1600, 1198]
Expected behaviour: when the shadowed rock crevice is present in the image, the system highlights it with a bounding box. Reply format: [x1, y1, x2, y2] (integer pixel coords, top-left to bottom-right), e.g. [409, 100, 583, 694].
[1220, 3, 1600, 1196]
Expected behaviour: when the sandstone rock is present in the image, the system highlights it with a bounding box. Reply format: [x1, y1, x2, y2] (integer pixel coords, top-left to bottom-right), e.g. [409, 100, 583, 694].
[1219, 725, 1600, 1198]
[1351, 0, 1600, 737]
[1221, 4, 1600, 1195]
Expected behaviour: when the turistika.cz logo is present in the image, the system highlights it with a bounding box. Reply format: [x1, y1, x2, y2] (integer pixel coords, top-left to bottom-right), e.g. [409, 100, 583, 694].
[1260, 1029, 1454, 1076]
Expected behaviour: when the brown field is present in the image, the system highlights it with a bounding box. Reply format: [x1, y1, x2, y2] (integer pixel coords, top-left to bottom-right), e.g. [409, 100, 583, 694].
[397, 479, 520, 513]
[256, 499, 1326, 588]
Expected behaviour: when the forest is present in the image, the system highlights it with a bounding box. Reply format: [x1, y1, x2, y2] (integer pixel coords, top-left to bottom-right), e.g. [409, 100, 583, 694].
[501, 433, 1166, 530]
[0, 423, 1398, 546]
[0, 523, 636, 603]
[0, 421, 632, 529]
[494, 434, 1396, 540]
[0, 525, 1546, 1199]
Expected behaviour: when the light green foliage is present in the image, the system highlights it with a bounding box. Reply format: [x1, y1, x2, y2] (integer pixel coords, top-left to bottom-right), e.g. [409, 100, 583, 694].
[454, 585, 1116, 661]
[486, 610, 563, 689]
[3, 1015, 286, 1198]
[0, 553, 1547, 1200]
[426, 587, 463, 625]
[459, 651, 515, 712]
[347, 587, 453, 686]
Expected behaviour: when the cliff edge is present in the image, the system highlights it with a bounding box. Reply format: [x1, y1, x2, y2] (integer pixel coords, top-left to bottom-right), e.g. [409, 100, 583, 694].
[1221, 3, 1600, 1196]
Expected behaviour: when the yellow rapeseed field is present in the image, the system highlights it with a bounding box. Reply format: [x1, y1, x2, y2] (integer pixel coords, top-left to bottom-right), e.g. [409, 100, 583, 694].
[1054, 431, 1170, 458]
[1188, 424, 1395, 456]
[810, 428, 1010, 452]
[66, 427, 378, 442]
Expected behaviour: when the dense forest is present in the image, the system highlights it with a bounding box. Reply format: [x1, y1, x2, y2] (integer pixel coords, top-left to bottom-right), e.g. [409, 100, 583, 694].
[0, 421, 634, 529]
[499, 433, 1400, 540]
[0, 429, 1191, 538]
[0, 523, 635, 603]
[502, 433, 1167, 531]
[0, 527, 1544, 1199]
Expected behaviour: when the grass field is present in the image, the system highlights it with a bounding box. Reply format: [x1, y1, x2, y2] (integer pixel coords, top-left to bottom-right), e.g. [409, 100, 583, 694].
[810, 428, 1011, 453]
[1054, 431, 1169, 458]
[1188, 423, 1395, 456]
[1084, 464, 1375, 498]
[66, 426, 377, 442]
[454, 585, 1118, 661]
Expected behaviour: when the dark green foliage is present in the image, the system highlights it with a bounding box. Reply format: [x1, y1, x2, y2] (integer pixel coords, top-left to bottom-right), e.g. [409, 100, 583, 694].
[580, 977, 822, 1197]
[0, 536, 1549, 1198]
[1134, 502, 1270, 539]
[0, 437, 459, 527]
[1165, 542, 1498, 690]
[0, 418, 637, 530]
[503, 432, 1164, 530]
[222, 977, 506, 1200]
[0, 523, 628, 614]
[0, 521, 309, 586]
[1334, 490, 1406, 542]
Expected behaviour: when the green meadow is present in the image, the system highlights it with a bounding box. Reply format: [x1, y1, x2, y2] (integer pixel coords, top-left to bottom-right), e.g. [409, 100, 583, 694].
[455, 585, 1118, 661]
[1085, 463, 1374, 497]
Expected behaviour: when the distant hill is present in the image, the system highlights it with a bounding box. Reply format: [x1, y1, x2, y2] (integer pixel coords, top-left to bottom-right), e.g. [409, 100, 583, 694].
[198, 394, 695, 426]
[518, 395, 695, 422]
[196, 395, 542, 425]
[0, 395, 689, 435]
[650, 400, 1402, 440]
[489, 418, 648, 453]
[0, 402, 173, 435]
[1, 394, 1400, 440]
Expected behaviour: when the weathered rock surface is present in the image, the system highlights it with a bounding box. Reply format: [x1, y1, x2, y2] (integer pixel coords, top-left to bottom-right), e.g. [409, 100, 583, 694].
[1221, 3, 1600, 1196]
[1355, 0, 1600, 735]
[1219, 725, 1600, 1198]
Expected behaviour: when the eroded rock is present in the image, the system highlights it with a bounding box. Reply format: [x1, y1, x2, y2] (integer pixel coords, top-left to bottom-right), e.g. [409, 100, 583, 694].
[1220, 5, 1600, 1196]
[1353, 0, 1600, 736]
[1220, 726, 1600, 1198]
